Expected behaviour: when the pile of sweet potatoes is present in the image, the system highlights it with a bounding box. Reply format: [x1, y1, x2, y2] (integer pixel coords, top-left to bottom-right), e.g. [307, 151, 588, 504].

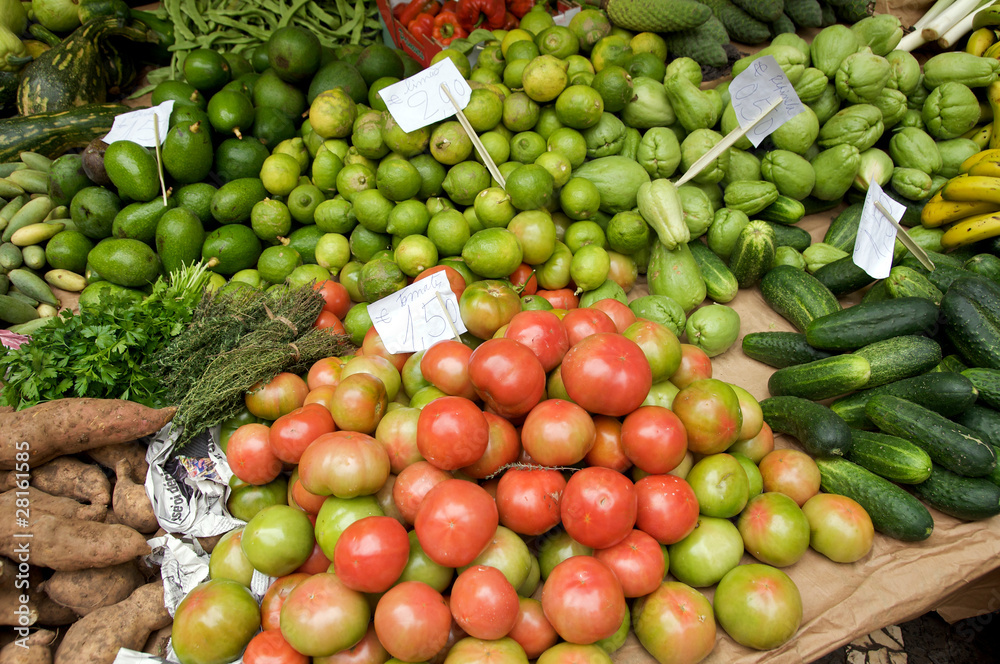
[0, 399, 180, 664]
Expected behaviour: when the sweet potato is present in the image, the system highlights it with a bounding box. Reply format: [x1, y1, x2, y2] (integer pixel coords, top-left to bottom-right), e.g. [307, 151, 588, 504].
[0, 399, 176, 470]
[0, 512, 150, 571]
[0, 567, 77, 627]
[54, 580, 171, 664]
[85, 442, 149, 478]
[142, 625, 172, 658]
[41, 561, 145, 616]
[0, 489, 106, 523]
[0, 628, 56, 664]
[0, 457, 111, 506]
[112, 459, 158, 534]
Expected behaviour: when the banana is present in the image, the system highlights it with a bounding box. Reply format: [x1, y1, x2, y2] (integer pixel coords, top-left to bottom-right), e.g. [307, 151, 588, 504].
[974, 3, 1000, 30]
[921, 198, 1000, 227]
[963, 123, 994, 149]
[967, 27, 997, 56]
[969, 159, 1000, 177]
[960, 148, 1000, 172]
[941, 210, 1000, 248]
[941, 175, 1000, 203]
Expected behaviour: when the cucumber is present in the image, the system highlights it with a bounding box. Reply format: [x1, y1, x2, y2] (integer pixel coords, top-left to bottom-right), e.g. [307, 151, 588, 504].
[900, 257, 971, 292]
[760, 396, 853, 457]
[885, 265, 943, 304]
[756, 195, 805, 224]
[847, 429, 932, 484]
[805, 297, 940, 350]
[688, 241, 738, 304]
[962, 368, 1000, 409]
[830, 371, 979, 429]
[941, 276, 1000, 370]
[760, 265, 841, 333]
[6, 268, 59, 306]
[963, 253, 1000, 285]
[728, 220, 775, 289]
[852, 335, 942, 388]
[813, 255, 875, 296]
[932, 354, 969, 374]
[815, 457, 934, 541]
[866, 395, 997, 478]
[954, 405, 1000, 448]
[767, 354, 871, 400]
[741, 331, 834, 369]
[823, 202, 864, 252]
[860, 280, 891, 304]
[800, 196, 842, 216]
[764, 222, 811, 252]
[910, 465, 1000, 520]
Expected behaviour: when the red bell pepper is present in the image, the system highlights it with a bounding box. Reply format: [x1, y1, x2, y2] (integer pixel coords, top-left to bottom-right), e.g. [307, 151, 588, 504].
[456, 0, 506, 31]
[433, 10, 468, 45]
[507, 0, 536, 18]
[408, 12, 436, 37]
[502, 10, 519, 29]
[399, 0, 438, 27]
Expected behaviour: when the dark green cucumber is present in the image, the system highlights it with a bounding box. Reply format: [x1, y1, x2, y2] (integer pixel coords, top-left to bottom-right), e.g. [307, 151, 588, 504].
[852, 335, 942, 388]
[805, 297, 939, 351]
[742, 331, 834, 369]
[989, 445, 1000, 488]
[860, 280, 891, 304]
[760, 396, 853, 457]
[910, 465, 1000, 520]
[963, 253, 1000, 286]
[688, 241, 738, 303]
[941, 276, 1000, 370]
[931, 354, 969, 374]
[756, 195, 805, 224]
[760, 265, 841, 333]
[847, 429, 932, 484]
[823, 203, 864, 252]
[830, 371, 979, 429]
[866, 395, 997, 478]
[767, 354, 871, 400]
[728, 220, 775, 289]
[954, 405, 1000, 448]
[962, 368, 1000, 409]
[900, 256, 971, 292]
[815, 457, 934, 541]
[885, 265, 943, 304]
[764, 221, 812, 252]
[813, 255, 875, 296]
[800, 195, 842, 216]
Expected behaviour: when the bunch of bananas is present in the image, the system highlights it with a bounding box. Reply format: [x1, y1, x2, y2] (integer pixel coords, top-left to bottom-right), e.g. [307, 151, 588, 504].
[922, 146, 1000, 248]
[970, 2, 1000, 57]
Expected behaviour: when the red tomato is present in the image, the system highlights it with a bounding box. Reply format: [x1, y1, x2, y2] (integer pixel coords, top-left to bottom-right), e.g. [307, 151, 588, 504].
[374, 406, 422, 474]
[620, 406, 688, 475]
[420, 340, 476, 400]
[246, 372, 309, 420]
[560, 333, 652, 417]
[314, 624, 389, 664]
[560, 307, 617, 347]
[304, 385, 337, 411]
[298, 431, 390, 498]
[362, 326, 412, 373]
[560, 466, 636, 549]
[414, 479, 499, 568]
[373, 581, 453, 663]
[393, 461, 453, 525]
[461, 411, 521, 479]
[468, 338, 546, 420]
[227, 423, 282, 485]
[623, 319, 683, 384]
[508, 597, 559, 659]
[584, 415, 631, 472]
[536, 288, 578, 310]
[329, 372, 388, 434]
[269, 403, 336, 464]
[801, 493, 874, 563]
[634, 474, 700, 545]
[314, 280, 351, 320]
[587, 298, 636, 334]
[244, 630, 309, 664]
[459, 279, 521, 340]
[503, 310, 570, 372]
[260, 573, 310, 631]
[307, 357, 345, 391]
[449, 565, 520, 640]
[333, 516, 410, 593]
[416, 396, 490, 470]
[294, 539, 332, 575]
[593, 529, 666, 598]
[414, 265, 466, 301]
[509, 262, 538, 295]
[314, 310, 346, 332]
[758, 449, 821, 507]
[541, 555, 627, 645]
[669, 344, 713, 389]
[280, 573, 370, 657]
[520, 399, 597, 467]
[632, 582, 717, 664]
[495, 468, 566, 536]
[728, 421, 775, 464]
[288, 468, 326, 515]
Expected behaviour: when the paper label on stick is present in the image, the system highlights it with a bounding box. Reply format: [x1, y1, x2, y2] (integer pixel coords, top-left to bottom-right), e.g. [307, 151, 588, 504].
[729, 56, 804, 147]
[854, 180, 906, 279]
[379, 58, 472, 133]
[367, 271, 467, 354]
[103, 100, 174, 146]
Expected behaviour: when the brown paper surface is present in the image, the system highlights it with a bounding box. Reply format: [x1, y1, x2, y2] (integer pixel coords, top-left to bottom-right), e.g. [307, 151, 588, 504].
[878, 0, 935, 26]
[935, 568, 1000, 624]
[613, 208, 1000, 663]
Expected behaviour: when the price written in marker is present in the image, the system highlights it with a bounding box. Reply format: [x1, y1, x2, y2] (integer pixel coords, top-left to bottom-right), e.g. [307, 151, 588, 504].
[103, 100, 175, 146]
[854, 180, 907, 279]
[367, 271, 468, 354]
[729, 55, 804, 147]
[379, 58, 472, 133]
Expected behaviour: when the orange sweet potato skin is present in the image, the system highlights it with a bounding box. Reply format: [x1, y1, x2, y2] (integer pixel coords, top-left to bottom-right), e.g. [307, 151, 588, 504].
[0, 512, 150, 571]
[42, 562, 145, 616]
[0, 457, 111, 506]
[0, 628, 56, 664]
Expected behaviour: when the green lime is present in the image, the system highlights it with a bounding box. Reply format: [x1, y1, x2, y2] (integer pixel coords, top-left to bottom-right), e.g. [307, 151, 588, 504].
[408, 385, 448, 410]
[464, 88, 504, 133]
[441, 161, 491, 207]
[430, 49, 471, 79]
[475, 131, 512, 168]
[630, 32, 668, 61]
[571, 72, 594, 87]
[287, 225, 326, 264]
[471, 69, 502, 85]
[257, 245, 303, 284]
[522, 55, 569, 103]
[535, 26, 579, 59]
[590, 35, 633, 73]
[628, 52, 667, 82]
[430, 121, 473, 165]
[554, 85, 605, 130]
[438, 256, 480, 285]
[287, 183, 324, 224]
[546, 128, 588, 169]
[183, 48, 231, 93]
[311, 148, 344, 194]
[462, 228, 523, 278]
[505, 163, 554, 211]
[427, 209, 471, 257]
[394, 235, 439, 277]
[606, 210, 651, 254]
[478, 43, 506, 74]
[510, 131, 547, 164]
[534, 106, 564, 139]
[314, 233, 351, 272]
[505, 39, 540, 63]
[356, 43, 405, 87]
[350, 224, 392, 262]
[534, 151, 572, 188]
[230, 269, 264, 288]
[502, 91, 541, 133]
[287, 264, 332, 288]
[384, 116, 431, 157]
[564, 220, 608, 253]
[251, 199, 292, 242]
[359, 256, 408, 302]
[503, 59, 530, 90]
[569, 244, 610, 292]
[336, 162, 376, 202]
[340, 261, 365, 301]
[520, 293, 554, 311]
[474, 187, 517, 229]
[343, 302, 373, 344]
[260, 152, 301, 196]
[376, 159, 422, 202]
[314, 197, 357, 234]
[502, 29, 536, 58]
[352, 188, 396, 234]
[386, 199, 431, 237]
[520, 7, 555, 34]
[310, 87, 358, 140]
[464, 205, 483, 234]
[590, 66, 634, 114]
[508, 210, 557, 265]
[559, 177, 602, 221]
[568, 8, 612, 52]
[410, 154, 447, 199]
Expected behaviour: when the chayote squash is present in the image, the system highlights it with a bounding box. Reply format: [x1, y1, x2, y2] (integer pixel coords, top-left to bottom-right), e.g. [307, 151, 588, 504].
[663, 75, 718, 132]
[647, 239, 706, 313]
[720, 103, 753, 151]
[685, 303, 741, 357]
[922, 81, 980, 140]
[908, 78, 929, 110]
[835, 48, 891, 104]
[874, 87, 907, 130]
[771, 32, 811, 61]
[891, 167, 934, 200]
[817, 104, 884, 151]
[637, 178, 689, 249]
[636, 127, 682, 179]
[810, 24, 861, 79]
[811, 144, 861, 200]
[678, 185, 714, 239]
[772, 246, 807, 270]
[853, 147, 893, 192]
[803, 242, 849, 273]
[688, 181, 724, 211]
[723, 180, 779, 216]
[885, 50, 921, 95]
[665, 56, 702, 86]
[680, 128, 730, 185]
[572, 155, 651, 214]
[888, 127, 942, 175]
[707, 207, 750, 261]
[897, 109, 924, 131]
[936, 138, 980, 179]
[722, 148, 762, 186]
[621, 77, 675, 129]
[704, 88, 724, 123]
[772, 105, 821, 155]
[922, 52, 1000, 89]
[807, 83, 842, 125]
[851, 14, 903, 56]
[732, 44, 808, 85]
[628, 294, 686, 337]
[761, 150, 816, 200]
[793, 68, 829, 104]
[582, 112, 627, 159]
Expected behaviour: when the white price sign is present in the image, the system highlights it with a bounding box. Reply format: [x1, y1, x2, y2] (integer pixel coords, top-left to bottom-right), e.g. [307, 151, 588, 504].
[103, 100, 174, 146]
[729, 56, 804, 147]
[367, 271, 467, 354]
[379, 58, 472, 134]
[854, 180, 907, 279]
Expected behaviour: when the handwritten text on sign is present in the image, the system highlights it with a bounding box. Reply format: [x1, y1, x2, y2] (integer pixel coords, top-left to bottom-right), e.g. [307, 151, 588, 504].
[854, 180, 907, 279]
[367, 271, 467, 354]
[379, 58, 472, 134]
[729, 56, 804, 147]
[103, 100, 175, 147]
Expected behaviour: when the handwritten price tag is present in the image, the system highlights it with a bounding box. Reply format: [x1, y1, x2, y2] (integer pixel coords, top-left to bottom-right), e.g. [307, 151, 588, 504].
[103, 100, 174, 147]
[367, 271, 467, 354]
[379, 58, 472, 134]
[854, 180, 907, 279]
[729, 56, 804, 147]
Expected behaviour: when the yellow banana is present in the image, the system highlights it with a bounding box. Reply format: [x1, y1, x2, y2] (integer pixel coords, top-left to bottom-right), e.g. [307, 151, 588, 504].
[984, 37, 1000, 58]
[988, 81, 1000, 149]
[960, 148, 1000, 173]
[967, 27, 997, 56]
[974, 3, 1000, 30]
[964, 124, 995, 150]
[969, 159, 1000, 177]
[941, 174, 1000, 203]
[941, 211, 1000, 248]
[921, 198, 1000, 227]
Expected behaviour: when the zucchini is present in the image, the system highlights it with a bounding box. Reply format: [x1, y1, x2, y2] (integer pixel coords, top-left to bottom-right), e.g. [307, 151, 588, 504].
[815, 457, 934, 541]
[805, 297, 940, 351]
[963, 253, 1000, 285]
[760, 396, 853, 457]
[954, 405, 1000, 448]
[741, 331, 834, 369]
[941, 276, 1000, 370]
[823, 202, 864, 252]
[830, 371, 979, 429]
[728, 220, 775, 289]
[962, 368, 1000, 409]
[756, 195, 805, 224]
[813, 255, 875, 296]
[0, 104, 128, 162]
[847, 429, 933, 484]
[760, 265, 841, 333]
[866, 395, 997, 478]
[932, 354, 969, 374]
[767, 354, 871, 401]
[910, 465, 1000, 521]
[764, 221, 811, 252]
[688, 241, 738, 303]
[852, 335, 942, 388]
[884, 265, 943, 304]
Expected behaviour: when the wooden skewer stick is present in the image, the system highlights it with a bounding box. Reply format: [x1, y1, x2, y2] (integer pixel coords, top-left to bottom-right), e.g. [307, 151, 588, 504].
[435, 291, 462, 341]
[874, 201, 936, 271]
[441, 83, 506, 189]
[674, 97, 783, 188]
[153, 114, 168, 206]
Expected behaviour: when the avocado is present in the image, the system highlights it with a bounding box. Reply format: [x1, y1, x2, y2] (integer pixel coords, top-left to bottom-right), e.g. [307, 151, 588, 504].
[202, 225, 262, 275]
[163, 121, 214, 184]
[156, 207, 205, 274]
[87, 238, 162, 287]
[70, 186, 123, 240]
[103, 140, 160, 202]
[112, 198, 175, 245]
[48, 154, 95, 208]
[211, 177, 268, 225]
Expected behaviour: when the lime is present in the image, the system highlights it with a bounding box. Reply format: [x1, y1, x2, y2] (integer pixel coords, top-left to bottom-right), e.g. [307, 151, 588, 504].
[441, 161, 491, 207]
[267, 26, 321, 84]
[384, 116, 431, 157]
[349, 225, 392, 262]
[352, 188, 396, 234]
[430, 121, 473, 165]
[474, 187, 517, 229]
[559, 177, 602, 221]
[464, 88, 504, 133]
[534, 106, 564, 139]
[287, 183, 324, 224]
[260, 153, 301, 196]
[554, 85, 605, 129]
[505, 163, 554, 211]
[471, 69, 502, 85]
[355, 43, 404, 86]
[505, 39, 540, 63]
[628, 52, 667, 82]
[369, 76, 400, 111]
[502, 29, 535, 58]
[230, 269, 264, 288]
[289, 263, 332, 288]
[462, 228, 523, 278]
[571, 72, 594, 87]
[394, 235, 439, 277]
[536, 26, 579, 59]
[183, 48, 231, 92]
[502, 91, 541, 133]
[336, 163, 376, 202]
[475, 131, 512, 168]
[520, 7, 555, 34]
[546, 128, 588, 169]
[606, 211, 651, 253]
[311, 148, 344, 194]
[257, 245, 303, 284]
[251, 199, 292, 242]
[315, 233, 351, 272]
[521, 294, 554, 311]
[429, 49, 471, 79]
[478, 43, 506, 74]
[510, 131, 547, 164]
[564, 220, 607, 253]
[438, 256, 480, 285]
[508, 210, 557, 265]
[534, 151, 572, 188]
[310, 88, 357, 140]
[427, 209, 471, 257]
[566, 54, 595, 78]
[590, 66, 634, 114]
[464, 205, 483, 234]
[521, 55, 569, 103]
[359, 256, 408, 302]
[410, 154, 447, 199]
[630, 32, 668, 62]
[568, 8, 612, 52]
[376, 159, 422, 202]
[591, 35, 633, 73]
[503, 59, 530, 90]
[339, 261, 364, 301]
[314, 197, 357, 234]
[272, 137, 310, 172]
[344, 301, 373, 345]
[386, 199, 431, 237]
[570, 244, 611, 292]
